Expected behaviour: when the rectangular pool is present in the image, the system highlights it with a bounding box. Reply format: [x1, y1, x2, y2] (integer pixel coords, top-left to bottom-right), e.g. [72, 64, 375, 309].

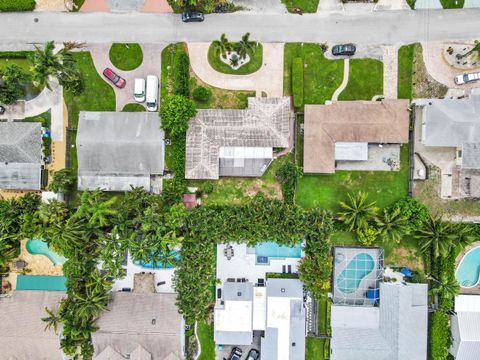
[255, 241, 302, 258]
[16, 275, 67, 291]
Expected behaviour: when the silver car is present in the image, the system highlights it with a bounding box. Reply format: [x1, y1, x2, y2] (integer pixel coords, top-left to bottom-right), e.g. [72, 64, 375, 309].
[454, 71, 480, 85]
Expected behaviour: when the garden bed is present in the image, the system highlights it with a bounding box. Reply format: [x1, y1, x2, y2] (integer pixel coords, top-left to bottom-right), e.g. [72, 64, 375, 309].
[207, 43, 263, 75]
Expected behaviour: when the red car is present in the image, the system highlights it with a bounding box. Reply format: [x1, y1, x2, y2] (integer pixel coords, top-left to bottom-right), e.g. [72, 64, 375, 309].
[103, 68, 126, 88]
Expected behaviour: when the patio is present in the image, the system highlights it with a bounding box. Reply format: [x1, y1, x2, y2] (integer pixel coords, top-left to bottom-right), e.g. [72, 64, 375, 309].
[335, 144, 401, 171]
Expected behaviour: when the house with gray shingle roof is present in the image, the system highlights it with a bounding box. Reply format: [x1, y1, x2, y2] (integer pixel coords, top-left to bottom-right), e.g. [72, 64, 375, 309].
[185, 97, 293, 180]
[0, 122, 42, 190]
[330, 282, 428, 360]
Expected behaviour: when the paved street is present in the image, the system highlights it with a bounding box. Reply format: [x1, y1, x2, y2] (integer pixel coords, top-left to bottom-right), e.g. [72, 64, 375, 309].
[0, 9, 479, 46]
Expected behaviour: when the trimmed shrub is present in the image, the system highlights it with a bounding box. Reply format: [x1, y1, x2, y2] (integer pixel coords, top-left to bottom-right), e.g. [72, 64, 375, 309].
[275, 160, 302, 204]
[192, 86, 211, 102]
[292, 57, 304, 108]
[0, 0, 35, 11]
[202, 182, 214, 194]
[173, 52, 190, 96]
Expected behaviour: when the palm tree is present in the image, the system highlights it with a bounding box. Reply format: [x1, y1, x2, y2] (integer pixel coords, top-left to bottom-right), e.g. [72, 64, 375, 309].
[235, 32, 256, 60]
[338, 192, 378, 232]
[430, 276, 460, 299]
[375, 207, 409, 245]
[75, 190, 118, 228]
[416, 215, 456, 259]
[461, 40, 480, 58]
[42, 307, 60, 334]
[212, 33, 232, 59]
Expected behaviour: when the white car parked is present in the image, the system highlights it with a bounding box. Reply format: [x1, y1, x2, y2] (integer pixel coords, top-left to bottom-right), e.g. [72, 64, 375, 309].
[134, 78, 146, 102]
[454, 72, 480, 85]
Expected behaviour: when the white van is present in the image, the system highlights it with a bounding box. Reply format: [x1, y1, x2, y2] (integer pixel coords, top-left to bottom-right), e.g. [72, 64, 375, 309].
[134, 78, 146, 103]
[146, 75, 159, 112]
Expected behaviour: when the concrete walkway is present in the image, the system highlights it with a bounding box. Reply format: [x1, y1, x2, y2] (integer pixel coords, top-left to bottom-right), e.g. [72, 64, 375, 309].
[89, 43, 165, 111]
[383, 45, 398, 99]
[332, 58, 349, 101]
[187, 42, 284, 97]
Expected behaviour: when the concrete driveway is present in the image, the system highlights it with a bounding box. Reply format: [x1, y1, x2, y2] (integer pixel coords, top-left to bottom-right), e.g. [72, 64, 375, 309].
[187, 42, 284, 97]
[89, 43, 165, 111]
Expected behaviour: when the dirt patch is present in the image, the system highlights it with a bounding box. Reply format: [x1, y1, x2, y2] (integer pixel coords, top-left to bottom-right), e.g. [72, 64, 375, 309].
[412, 44, 449, 99]
[387, 247, 424, 271]
[243, 179, 283, 200]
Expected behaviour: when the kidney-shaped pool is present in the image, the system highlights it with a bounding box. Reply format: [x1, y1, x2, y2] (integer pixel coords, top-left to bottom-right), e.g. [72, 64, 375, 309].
[456, 246, 480, 288]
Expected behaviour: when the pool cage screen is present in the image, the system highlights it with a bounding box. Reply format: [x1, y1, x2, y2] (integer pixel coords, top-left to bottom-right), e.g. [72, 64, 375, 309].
[332, 247, 384, 306]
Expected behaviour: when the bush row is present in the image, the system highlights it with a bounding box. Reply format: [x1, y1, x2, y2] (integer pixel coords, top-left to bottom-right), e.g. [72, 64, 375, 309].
[173, 52, 190, 96]
[292, 57, 304, 108]
[0, 0, 35, 11]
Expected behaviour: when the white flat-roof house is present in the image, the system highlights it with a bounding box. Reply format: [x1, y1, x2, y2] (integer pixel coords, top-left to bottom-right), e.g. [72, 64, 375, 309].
[450, 295, 480, 359]
[214, 278, 305, 360]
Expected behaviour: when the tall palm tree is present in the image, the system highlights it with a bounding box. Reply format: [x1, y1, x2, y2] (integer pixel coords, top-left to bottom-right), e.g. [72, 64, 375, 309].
[212, 33, 232, 59]
[338, 192, 378, 232]
[42, 307, 60, 334]
[235, 32, 256, 60]
[75, 191, 118, 228]
[375, 207, 409, 244]
[416, 215, 456, 259]
[430, 276, 460, 299]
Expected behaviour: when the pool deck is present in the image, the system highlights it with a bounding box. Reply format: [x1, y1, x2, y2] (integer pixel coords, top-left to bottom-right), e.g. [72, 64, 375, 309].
[216, 243, 302, 287]
[456, 241, 480, 295]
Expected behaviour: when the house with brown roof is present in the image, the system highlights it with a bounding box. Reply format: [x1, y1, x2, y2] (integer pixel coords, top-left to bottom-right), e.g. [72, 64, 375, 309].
[303, 100, 410, 174]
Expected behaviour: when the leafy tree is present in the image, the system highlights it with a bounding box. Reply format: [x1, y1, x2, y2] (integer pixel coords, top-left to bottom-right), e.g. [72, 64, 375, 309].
[212, 33, 232, 59]
[375, 207, 409, 245]
[235, 32, 255, 60]
[192, 86, 211, 102]
[48, 168, 76, 193]
[160, 95, 197, 138]
[357, 226, 378, 246]
[390, 197, 429, 232]
[275, 160, 302, 204]
[0, 64, 29, 105]
[416, 215, 457, 259]
[338, 192, 378, 232]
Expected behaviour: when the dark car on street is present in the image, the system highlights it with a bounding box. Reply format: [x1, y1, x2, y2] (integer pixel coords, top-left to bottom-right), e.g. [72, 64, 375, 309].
[102, 68, 126, 88]
[332, 43, 356, 56]
[182, 12, 204, 22]
[246, 349, 260, 360]
[228, 347, 243, 360]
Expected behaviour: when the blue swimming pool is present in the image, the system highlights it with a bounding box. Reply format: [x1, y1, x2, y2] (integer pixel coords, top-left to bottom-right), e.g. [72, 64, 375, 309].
[255, 242, 302, 258]
[135, 251, 180, 269]
[16, 275, 67, 291]
[336, 253, 375, 294]
[456, 246, 480, 288]
[26, 239, 66, 265]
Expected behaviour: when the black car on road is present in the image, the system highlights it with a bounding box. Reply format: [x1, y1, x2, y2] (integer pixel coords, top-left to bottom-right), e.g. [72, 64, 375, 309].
[332, 43, 356, 56]
[182, 12, 204, 22]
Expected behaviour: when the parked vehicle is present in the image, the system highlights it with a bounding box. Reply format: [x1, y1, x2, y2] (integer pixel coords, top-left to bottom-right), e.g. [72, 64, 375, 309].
[246, 349, 260, 360]
[146, 75, 159, 112]
[134, 78, 146, 103]
[332, 44, 356, 56]
[181, 12, 204, 22]
[102, 68, 126, 88]
[0, 105, 5, 115]
[454, 71, 480, 85]
[228, 347, 243, 360]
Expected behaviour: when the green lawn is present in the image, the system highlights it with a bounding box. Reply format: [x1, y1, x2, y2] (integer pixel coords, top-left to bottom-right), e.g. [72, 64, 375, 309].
[0, 0, 35, 11]
[397, 44, 415, 100]
[0, 58, 30, 71]
[197, 321, 215, 360]
[331, 231, 358, 246]
[24, 110, 51, 128]
[281, 0, 320, 12]
[440, 0, 464, 8]
[339, 59, 383, 101]
[73, 0, 85, 10]
[0, 52, 43, 99]
[207, 43, 263, 75]
[284, 43, 343, 106]
[306, 338, 326, 360]
[64, 52, 115, 173]
[122, 103, 145, 112]
[109, 43, 143, 71]
[296, 145, 409, 211]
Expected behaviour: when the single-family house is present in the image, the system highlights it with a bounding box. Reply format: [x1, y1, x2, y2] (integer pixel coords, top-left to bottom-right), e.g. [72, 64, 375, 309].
[0, 122, 42, 190]
[77, 112, 165, 192]
[330, 282, 428, 360]
[303, 100, 410, 174]
[185, 97, 293, 180]
[92, 292, 184, 360]
[449, 295, 480, 359]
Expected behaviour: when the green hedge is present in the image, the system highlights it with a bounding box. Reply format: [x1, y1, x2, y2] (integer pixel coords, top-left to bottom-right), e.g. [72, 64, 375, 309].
[292, 57, 304, 108]
[173, 52, 190, 96]
[0, 0, 35, 11]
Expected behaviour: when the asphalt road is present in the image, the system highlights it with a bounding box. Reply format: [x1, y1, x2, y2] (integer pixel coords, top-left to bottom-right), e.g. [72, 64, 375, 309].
[0, 9, 479, 45]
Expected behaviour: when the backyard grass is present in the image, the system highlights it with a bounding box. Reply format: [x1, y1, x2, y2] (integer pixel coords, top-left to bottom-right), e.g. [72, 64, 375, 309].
[109, 43, 143, 71]
[296, 145, 409, 211]
[306, 338, 326, 360]
[122, 103, 145, 112]
[190, 154, 292, 206]
[331, 231, 358, 246]
[0, 0, 35, 11]
[440, 0, 464, 8]
[197, 321, 215, 360]
[207, 43, 263, 75]
[284, 43, 343, 106]
[281, 0, 320, 12]
[338, 59, 383, 101]
[397, 44, 415, 100]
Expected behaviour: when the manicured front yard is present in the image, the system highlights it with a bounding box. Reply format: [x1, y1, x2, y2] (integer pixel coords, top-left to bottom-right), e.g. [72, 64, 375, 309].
[197, 321, 215, 360]
[284, 43, 343, 107]
[397, 44, 415, 100]
[207, 43, 263, 75]
[296, 145, 409, 211]
[109, 43, 143, 71]
[338, 59, 383, 101]
[281, 0, 320, 12]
